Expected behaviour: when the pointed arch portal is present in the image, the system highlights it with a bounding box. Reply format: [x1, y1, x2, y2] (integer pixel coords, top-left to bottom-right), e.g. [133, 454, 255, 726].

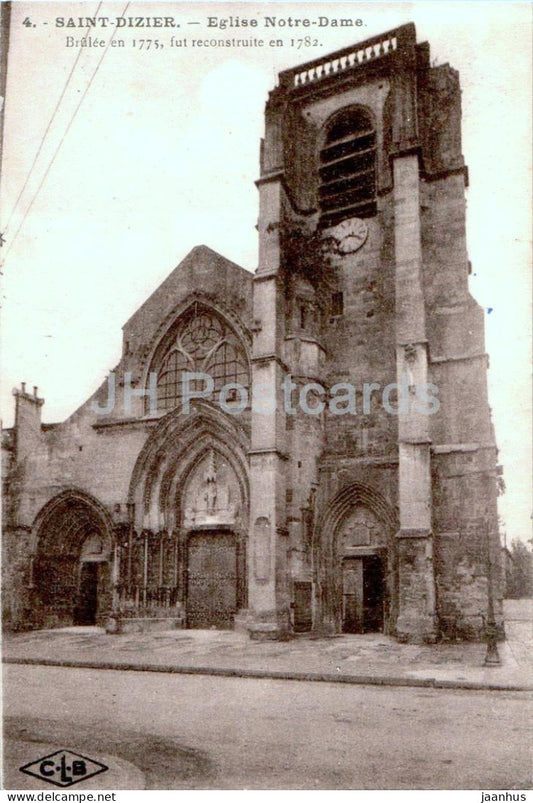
[315, 482, 398, 635]
[33, 490, 113, 628]
[117, 404, 250, 629]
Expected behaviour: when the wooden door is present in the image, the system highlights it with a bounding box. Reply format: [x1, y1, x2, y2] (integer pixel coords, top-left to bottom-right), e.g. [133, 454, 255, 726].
[293, 581, 313, 632]
[363, 555, 384, 632]
[342, 558, 364, 633]
[187, 532, 237, 629]
[75, 562, 98, 625]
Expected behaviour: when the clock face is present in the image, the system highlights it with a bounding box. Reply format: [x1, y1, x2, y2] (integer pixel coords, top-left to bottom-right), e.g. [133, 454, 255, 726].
[324, 217, 368, 254]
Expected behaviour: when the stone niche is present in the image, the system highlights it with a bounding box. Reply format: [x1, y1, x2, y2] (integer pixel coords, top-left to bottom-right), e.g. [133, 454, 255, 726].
[183, 449, 242, 529]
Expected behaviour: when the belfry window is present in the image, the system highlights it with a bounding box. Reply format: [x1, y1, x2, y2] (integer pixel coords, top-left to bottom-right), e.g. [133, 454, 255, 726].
[319, 107, 377, 228]
[148, 304, 250, 413]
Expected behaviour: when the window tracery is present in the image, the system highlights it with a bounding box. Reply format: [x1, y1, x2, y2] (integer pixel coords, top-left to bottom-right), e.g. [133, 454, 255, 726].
[149, 304, 249, 412]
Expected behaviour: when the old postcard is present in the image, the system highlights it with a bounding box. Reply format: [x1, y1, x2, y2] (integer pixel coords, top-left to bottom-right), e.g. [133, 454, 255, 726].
[1, 1, 531, 795]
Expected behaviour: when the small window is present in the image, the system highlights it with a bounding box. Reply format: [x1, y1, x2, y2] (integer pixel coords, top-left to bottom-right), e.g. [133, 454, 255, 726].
[319, 107, 377, 228]
[331, 292, 344, 317]
[300, 304, 307, 329]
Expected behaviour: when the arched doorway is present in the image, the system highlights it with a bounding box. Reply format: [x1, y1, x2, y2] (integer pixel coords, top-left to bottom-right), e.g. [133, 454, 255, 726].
[125, 407, 250, 630]
[315, 482, 397, 635]
[181, 449, 246, 629]
[75, 532, 112, 625]
[33, 491, 113, 628]
[339, 506, 387, 634]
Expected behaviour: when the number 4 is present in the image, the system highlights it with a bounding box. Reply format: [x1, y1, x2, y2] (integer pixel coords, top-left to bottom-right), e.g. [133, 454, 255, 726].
[23, 17, 33, 27]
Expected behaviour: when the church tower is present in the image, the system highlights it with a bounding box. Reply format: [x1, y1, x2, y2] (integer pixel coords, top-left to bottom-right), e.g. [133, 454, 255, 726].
[248, 23, 501, 641]
[2, 24, 502, 642]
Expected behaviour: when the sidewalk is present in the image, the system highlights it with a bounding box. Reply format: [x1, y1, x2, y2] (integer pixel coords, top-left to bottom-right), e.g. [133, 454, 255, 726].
[4, 600, 532, 692]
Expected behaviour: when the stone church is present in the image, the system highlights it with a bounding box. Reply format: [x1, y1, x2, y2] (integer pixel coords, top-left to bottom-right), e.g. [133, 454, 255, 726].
[2, 23, 502, 642]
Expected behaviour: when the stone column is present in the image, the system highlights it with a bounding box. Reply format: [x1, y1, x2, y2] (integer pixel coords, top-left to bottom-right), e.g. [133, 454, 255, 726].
[393, 153, 436, 642]
[111, 536, 120, 611]
[247, 174, 290, 640]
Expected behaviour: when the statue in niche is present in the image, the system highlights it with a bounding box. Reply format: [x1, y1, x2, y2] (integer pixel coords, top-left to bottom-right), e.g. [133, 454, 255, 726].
[204, 474, 217, 513]
[183, 450, 240, 527]
[204, 480, 217, 514]
[204, 451, 218, 513]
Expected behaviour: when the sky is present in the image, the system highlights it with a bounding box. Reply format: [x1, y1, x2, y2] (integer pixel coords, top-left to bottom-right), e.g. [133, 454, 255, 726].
[1, 1, 531, 544]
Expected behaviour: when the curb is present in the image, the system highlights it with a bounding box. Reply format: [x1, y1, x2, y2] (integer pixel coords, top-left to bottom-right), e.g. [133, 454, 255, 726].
[4, 656, 532, 693]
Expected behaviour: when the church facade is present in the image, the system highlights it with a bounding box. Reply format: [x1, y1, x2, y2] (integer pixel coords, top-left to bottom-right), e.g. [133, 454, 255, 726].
[2, 24, 503, 642]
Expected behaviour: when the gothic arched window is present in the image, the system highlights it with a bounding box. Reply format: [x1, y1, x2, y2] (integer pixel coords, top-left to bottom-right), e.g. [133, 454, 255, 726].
[319, 107, 377, 228]
[148, 304, 250, 413]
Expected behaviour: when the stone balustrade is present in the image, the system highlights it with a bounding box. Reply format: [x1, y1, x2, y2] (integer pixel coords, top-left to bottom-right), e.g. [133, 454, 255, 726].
[277, 25, 414, 91]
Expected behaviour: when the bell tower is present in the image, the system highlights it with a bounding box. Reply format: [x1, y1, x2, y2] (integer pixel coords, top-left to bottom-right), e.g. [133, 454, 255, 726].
[247, 23, 501, 642]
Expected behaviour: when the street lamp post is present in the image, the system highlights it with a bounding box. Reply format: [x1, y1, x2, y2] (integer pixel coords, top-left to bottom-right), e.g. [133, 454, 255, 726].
[484, 516, 501, 666]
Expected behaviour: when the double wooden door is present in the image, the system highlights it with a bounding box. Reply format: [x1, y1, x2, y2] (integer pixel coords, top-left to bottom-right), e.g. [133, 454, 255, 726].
[186, 532, 237, 629]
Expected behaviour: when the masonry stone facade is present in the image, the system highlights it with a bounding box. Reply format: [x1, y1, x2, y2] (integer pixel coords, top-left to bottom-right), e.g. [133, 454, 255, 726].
[2, 24, 503, 642]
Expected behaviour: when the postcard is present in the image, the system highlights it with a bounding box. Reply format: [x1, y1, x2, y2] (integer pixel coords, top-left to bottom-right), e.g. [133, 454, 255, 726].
[1, 1, 531, 795]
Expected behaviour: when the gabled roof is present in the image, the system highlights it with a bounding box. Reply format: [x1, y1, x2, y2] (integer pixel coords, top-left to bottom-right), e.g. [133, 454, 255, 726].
[123, 245, 253, 334]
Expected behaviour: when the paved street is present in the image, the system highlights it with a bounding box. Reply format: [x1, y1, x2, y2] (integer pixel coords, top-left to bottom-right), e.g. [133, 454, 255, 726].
[4, 664, 532, 789]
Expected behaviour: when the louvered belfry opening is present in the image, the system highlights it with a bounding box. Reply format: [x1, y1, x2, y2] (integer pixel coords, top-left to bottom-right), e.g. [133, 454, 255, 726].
[318, 107, 377, 228]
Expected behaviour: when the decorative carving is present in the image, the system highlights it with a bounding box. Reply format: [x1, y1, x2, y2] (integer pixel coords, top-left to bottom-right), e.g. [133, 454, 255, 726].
[148, 302, 250, 412]
[138, 294, 253, 383]
[340, 505, 387, 550]
[404, 343, 418, 363]
[183, 450, 241, 528]
[203, 450, 218, 514]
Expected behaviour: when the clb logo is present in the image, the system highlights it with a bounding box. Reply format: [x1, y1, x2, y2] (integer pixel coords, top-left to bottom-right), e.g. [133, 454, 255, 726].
[20, 749, 109, 787]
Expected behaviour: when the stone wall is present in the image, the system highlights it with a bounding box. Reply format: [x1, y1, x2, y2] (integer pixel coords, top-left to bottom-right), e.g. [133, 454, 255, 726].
[2, 248, 254, 631]
[2, 25, 502, 641]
